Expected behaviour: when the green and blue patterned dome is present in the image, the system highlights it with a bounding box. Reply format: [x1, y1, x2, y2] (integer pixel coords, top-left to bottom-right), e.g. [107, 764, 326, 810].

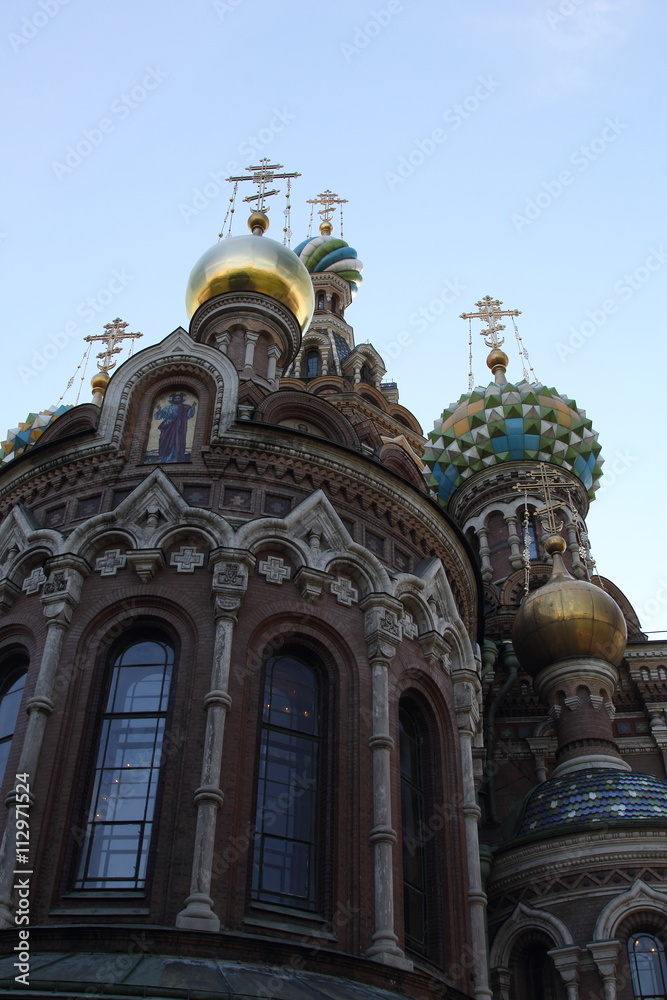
[293, 233, 363, 295]
[516, 769, 667, 840]
[423, 377, 603, 507]
[1, 405, 71, 464]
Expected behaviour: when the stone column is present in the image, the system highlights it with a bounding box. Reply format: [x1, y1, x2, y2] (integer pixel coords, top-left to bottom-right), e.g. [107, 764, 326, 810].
[361, 595, 411, 970]
[476, 526, 494, 582]
[454, 665, 493, 1000]
[0, 555, 89, 926]
[587, 940, 621, 1000]
[549, 946, 582, 1000]
[176, 549, 254, 931]
[266, 344, 281, 384]
[243, 331, 259, 369]
[565, 522, 586, 579]
[505, 515, 523, 571]
[215, 331, 231, 355]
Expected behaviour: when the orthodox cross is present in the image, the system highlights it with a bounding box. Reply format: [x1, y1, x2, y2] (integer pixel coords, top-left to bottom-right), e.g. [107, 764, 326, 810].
[227, 158, 300, 213]
[84, 317, 142, 375]
[307, 189, 348, 229]
[460, 295, 521, 349]
[513, 462, 576, 535]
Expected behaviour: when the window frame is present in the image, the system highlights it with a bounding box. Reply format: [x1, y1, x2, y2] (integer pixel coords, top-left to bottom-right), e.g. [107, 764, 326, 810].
[628, 931, 667, 1000]
[72, 627, 177, 895]
[0, 652, 29, 791]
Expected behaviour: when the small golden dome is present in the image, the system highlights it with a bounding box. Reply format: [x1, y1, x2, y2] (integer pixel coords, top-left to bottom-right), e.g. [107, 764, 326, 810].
[185, 233, 315, 333]
[512, 545, 627, 674]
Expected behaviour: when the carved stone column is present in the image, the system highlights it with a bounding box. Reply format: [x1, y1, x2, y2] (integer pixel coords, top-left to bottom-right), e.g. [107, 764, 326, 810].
[266, 344, 281, 384]
[176, 549, 254, 931]
[454, 662, 492, 1000]
[549, 946, 582, 1000]
[505, 515, 523, 571]
[0, 555, 89, 926]
[476, 526, 494, 582]
[360, 595, 411, 970]
[243, 330, 259, 371]
[587, 940, 621, 1000]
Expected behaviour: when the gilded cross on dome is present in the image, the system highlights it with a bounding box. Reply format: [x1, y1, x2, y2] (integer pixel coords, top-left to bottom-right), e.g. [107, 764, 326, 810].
[514, 462, 576, 536]
[460, 295, 521, 349]
[227, 158, 300, 214]
[307, 189, 348, 235]
[84, 317, 142, 376]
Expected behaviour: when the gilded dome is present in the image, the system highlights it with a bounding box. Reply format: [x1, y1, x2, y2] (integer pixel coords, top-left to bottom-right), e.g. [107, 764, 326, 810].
[185, 233, 315, 332]
[512, 541, 627, 674]
[423, 378, 603, 507]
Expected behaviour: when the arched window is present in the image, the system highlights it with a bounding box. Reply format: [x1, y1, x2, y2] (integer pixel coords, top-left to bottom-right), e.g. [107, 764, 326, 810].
[251, 654, 321, 911]
[316, 293, 325, 311]
[629, 933, 667, 999]
[510, 937, 565, 999]
[305, 349, 320, 379]
[331, 293, 339, 314]
[399, 705, 428, 953]
[359, 363, 371, 384]
[75, 637, 174, 890]
[0, 657, 28, 787]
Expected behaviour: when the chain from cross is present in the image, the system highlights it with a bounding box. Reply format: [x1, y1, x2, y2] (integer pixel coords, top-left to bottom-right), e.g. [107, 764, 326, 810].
[84, 317, 142, 374]
[460, 295, 521, 349]
[306, 189, 348, 226]
[513, 462, 576, 535]
[227, 158, 300, 214]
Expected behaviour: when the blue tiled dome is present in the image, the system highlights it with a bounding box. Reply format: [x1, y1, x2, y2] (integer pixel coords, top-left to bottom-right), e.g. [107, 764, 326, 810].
[516, 769, 667, 839]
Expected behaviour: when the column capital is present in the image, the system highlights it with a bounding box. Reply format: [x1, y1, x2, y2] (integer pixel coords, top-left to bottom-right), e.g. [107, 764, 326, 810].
[210, 547, 255, 603]
[41, 554, 90, 624]
[361, 593, 403, 660]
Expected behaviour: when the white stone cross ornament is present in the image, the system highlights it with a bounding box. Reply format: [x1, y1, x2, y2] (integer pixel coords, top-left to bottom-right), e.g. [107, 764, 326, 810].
[259, 556, 291, 584]
[170, 546, 205, 573]
[95, 549, 127, 577]
[330, 576, 359, 606]
[22, 567, 47, 595]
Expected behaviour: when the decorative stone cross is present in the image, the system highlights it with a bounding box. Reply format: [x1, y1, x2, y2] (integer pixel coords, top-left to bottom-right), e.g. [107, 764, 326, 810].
[401, 612, 419, 640]
[330, 576, 359, 606]
[170, 546, 205, 573]
[22, 567, 47, 595]
[258, 556, 291, 585]
[95, 549, 127, 577]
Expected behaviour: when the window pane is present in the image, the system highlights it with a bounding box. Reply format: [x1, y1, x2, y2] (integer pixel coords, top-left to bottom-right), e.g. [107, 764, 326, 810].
[76, 638, 172, 890]
[253, 655, 320, 910]
[629, 934, 667, 999]
[400, 704, 428, 953]
[0, 672, 27, 787]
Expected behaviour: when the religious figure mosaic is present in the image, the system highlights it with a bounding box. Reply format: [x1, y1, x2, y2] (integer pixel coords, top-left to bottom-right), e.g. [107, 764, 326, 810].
[145, 391, 197, 464]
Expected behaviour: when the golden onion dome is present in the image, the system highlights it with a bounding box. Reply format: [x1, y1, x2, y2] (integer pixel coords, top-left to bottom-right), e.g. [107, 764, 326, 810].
[512, 534, 627, 675]
[185, 226, 315, 333]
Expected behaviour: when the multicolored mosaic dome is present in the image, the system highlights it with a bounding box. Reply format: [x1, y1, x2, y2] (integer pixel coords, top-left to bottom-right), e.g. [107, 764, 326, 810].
[516, 769, 667, 840]
[423, 379, 603, 507]
[293, 235, 363, 295]
[0, 405, 71, 464]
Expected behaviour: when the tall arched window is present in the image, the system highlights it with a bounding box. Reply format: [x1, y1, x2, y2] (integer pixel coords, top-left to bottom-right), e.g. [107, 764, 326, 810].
[251, 654, 321, 911]
[629, 933, 667, 999]
[316, 293, 325, 311]
[305, 349, 320, 379]
[399, 704, 428, 953]
[75, 637, 174, 890]
[0, 656, 28, 788]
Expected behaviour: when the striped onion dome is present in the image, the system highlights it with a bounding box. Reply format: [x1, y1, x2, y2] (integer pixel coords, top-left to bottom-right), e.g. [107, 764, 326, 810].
[293, 235, 363, 296]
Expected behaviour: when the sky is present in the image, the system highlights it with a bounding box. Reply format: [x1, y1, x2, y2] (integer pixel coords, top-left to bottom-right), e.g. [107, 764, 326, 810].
[1, 0, 666, 633]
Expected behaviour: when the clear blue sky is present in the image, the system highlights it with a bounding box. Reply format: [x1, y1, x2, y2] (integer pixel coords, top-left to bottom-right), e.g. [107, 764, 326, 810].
[2, 0, 666, 632]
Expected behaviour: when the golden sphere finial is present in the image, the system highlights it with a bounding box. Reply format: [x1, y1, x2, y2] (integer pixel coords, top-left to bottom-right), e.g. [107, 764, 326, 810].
[319, 220, 333, 236]
[247, 211, 270, 235]
[91, 371, 110, 392]
[486, 347, 509, 374]
[545, 534, 567, 555]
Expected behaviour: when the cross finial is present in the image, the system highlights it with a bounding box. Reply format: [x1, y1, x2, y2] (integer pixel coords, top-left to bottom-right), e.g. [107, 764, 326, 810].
[307, 189, 348, 235]
[461, 295, 521, 349]
[513, 463, 576, 535]
[84, 318, 142, 376]
[227, 158, 300, 214]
